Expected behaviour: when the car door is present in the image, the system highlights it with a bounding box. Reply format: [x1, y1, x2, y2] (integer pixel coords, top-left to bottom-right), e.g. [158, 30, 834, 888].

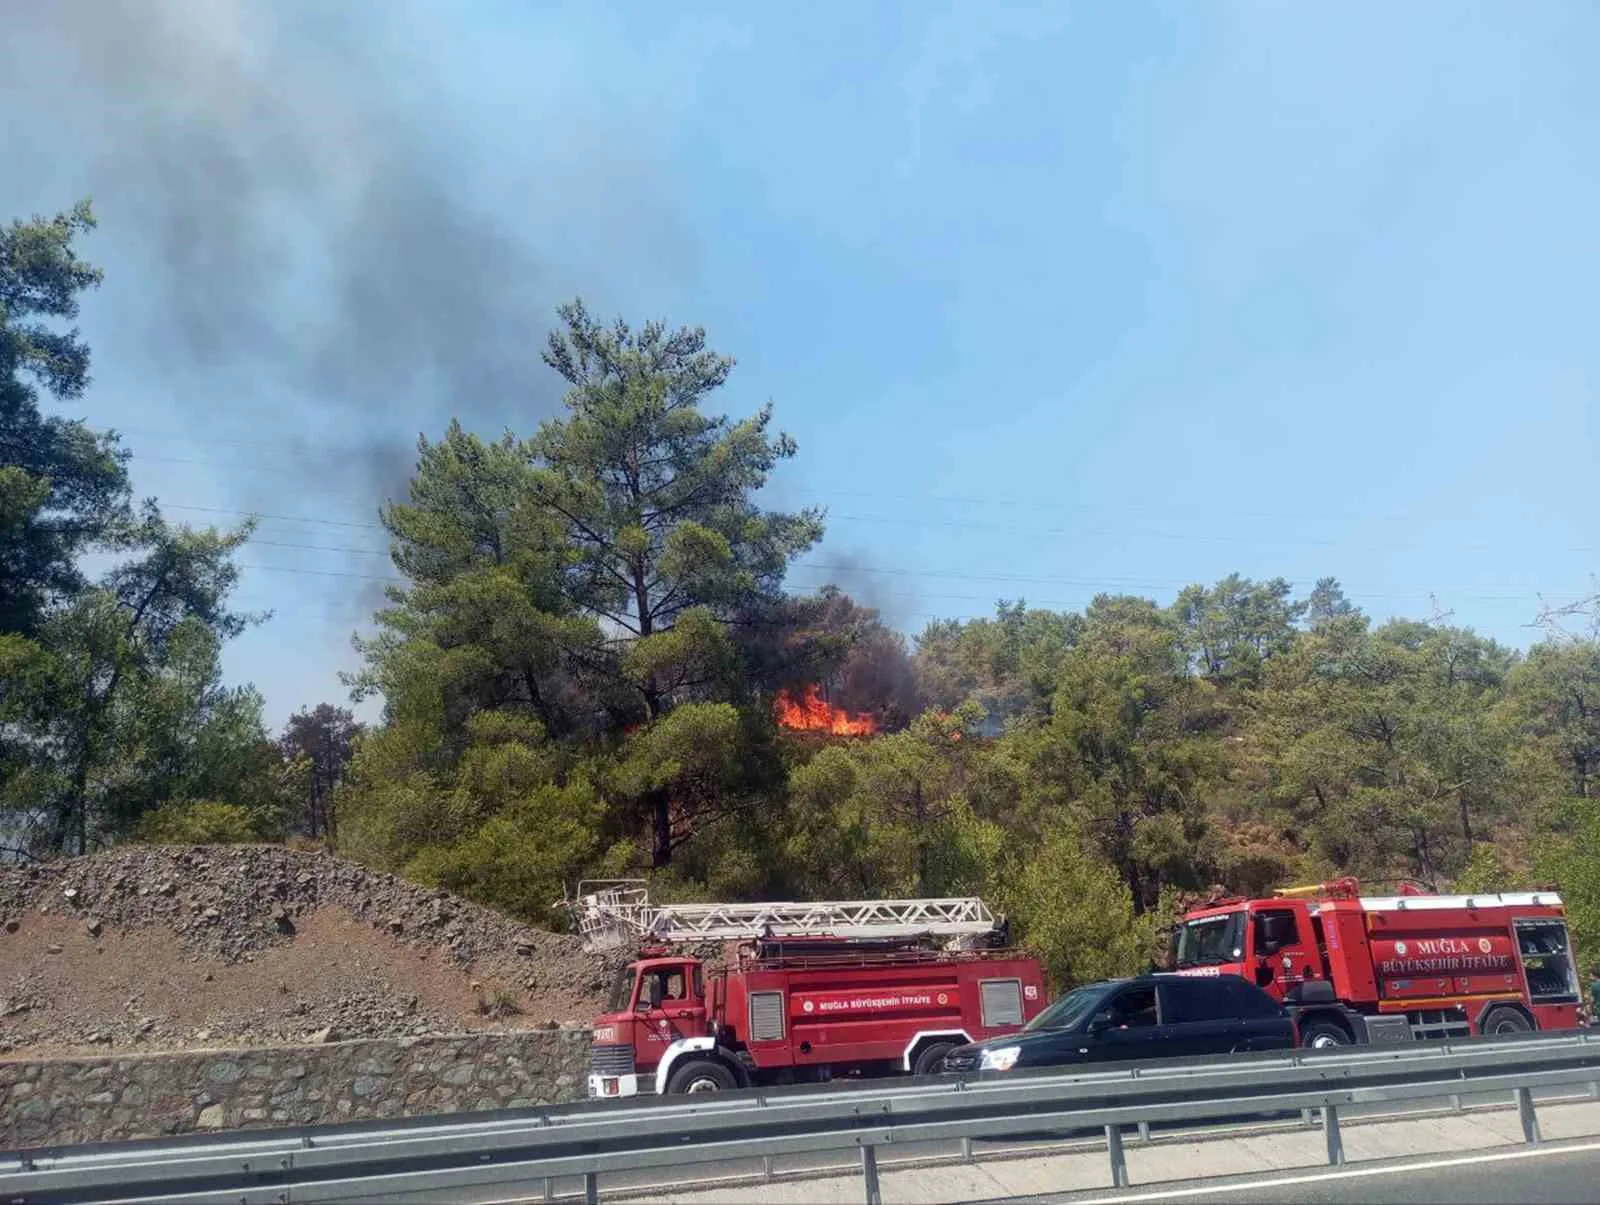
[1084, 983, 1164, 1062]
[1156, 978, 1241, 1059]
[1219, 976, 1295, 1051]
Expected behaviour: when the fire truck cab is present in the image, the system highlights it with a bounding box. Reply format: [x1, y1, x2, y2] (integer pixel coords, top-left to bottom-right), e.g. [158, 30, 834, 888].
[570, 883, 1049, 1097]
[1171, 877, 1582, 1046]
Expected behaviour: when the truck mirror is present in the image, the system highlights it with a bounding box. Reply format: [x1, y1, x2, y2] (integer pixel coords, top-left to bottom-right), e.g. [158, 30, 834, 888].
[1087, 1009, 1114, 1035]
[645, 977, 664, 1009]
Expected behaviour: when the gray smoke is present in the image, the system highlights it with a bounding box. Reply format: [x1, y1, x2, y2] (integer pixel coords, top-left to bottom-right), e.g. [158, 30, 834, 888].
[810, 549, 922, 631]
[1, 0, 694, 516]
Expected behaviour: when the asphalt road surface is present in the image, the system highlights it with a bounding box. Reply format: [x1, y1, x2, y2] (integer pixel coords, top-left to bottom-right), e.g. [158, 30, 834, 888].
[540, 1085, 1593, 1202]
[1042, 1139, 1600, 1204]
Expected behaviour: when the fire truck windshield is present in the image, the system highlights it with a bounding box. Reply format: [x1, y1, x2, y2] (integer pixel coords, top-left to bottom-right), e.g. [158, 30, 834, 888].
[605, 965, 634, 1013]
[1173, 911, 1246, 968]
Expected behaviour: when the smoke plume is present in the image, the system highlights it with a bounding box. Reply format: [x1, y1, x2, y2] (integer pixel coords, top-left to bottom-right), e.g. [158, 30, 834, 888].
[1, 0, 695, 518]
[811, 549, 923, 631]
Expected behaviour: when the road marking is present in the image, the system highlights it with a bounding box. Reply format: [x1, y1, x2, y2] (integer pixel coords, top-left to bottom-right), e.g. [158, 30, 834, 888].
[1065, 1137, 1600, 1203]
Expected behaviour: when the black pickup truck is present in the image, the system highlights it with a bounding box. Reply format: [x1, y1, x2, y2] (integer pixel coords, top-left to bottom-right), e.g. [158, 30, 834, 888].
[941, 971, 1295, 1074]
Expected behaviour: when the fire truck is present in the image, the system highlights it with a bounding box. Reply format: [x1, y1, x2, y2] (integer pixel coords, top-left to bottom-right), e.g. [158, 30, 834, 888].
[1170, 877, 1583, 1047]
[570, 882, 1048, 1097]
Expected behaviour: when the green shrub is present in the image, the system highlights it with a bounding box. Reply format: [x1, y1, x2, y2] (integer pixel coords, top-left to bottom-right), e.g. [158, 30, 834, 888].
[134, 800, 270, 844]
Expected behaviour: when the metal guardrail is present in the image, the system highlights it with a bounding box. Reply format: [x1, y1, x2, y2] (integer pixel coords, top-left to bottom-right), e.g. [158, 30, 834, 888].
[5, 1030, 1600, 1205]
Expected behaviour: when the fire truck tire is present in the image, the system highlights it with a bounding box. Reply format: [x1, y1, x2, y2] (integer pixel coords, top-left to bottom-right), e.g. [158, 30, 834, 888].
[666, 1058, 737, 1094]
[912, 1041, 961, 1076]
[1480, 1006, 1533, 1036]
[1299, 1018, 1353, 1049]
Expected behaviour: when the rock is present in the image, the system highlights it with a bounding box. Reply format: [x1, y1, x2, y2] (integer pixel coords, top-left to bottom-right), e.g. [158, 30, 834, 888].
[0, 844, 609, 1057]
[45, 943, 63, 955]
[63, 887, 79, 903]
[196, 1104, 226, 1128]
[205, 1061, 244, 1084]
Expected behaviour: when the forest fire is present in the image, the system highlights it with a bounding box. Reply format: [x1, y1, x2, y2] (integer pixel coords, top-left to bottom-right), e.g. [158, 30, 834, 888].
[773, 685, 879, 736]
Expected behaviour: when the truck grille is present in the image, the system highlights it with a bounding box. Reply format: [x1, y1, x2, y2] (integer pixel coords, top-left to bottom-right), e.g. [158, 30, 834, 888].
[590, 1044, 636, 1076]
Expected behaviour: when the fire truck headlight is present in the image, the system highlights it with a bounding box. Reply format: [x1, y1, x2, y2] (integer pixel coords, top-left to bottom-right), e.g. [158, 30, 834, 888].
[980, 1045, 1021, 1072]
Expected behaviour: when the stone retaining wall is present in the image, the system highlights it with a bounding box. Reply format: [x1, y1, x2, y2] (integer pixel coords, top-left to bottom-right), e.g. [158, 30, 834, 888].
[2, 1028, 592, 1149]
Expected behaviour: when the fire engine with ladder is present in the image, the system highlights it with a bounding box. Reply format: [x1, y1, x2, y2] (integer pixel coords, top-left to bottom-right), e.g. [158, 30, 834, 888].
[1170, 876, 1583, 1047]
[570, 882, 1048, 1097]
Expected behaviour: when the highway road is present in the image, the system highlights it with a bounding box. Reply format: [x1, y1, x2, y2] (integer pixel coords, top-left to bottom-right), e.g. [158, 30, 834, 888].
[1041, 1139, 1600, 1204]
[540, 1083, 1596, 1202]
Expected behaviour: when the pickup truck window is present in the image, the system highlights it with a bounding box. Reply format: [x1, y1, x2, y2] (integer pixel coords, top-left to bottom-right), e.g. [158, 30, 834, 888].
[1221, 977, 1284, 1017]
[1109, 985, 1158, 1028]
[1161, 979, 1233, 1023]
[1162, 975, 1281, 1023]
[1024, 985, 1105, 1033]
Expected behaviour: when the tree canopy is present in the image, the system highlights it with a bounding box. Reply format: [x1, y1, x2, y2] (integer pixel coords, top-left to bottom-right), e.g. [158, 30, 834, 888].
[1, 205, 279, 856]
[5, 200, 1599, 989]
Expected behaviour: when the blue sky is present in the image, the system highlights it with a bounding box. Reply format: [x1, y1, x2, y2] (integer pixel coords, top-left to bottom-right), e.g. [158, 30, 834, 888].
[5, 1, 1597, 726]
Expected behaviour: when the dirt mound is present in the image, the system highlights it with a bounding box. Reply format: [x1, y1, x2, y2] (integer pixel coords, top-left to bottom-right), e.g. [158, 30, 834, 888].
[0, 845, 623, 1057]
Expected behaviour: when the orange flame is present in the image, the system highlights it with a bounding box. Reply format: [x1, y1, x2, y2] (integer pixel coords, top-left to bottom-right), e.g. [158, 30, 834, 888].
[773, 685, 879, 736]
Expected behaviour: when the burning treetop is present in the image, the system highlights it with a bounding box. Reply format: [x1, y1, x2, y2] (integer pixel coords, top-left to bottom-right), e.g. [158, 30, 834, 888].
[773, 685, 878, 736]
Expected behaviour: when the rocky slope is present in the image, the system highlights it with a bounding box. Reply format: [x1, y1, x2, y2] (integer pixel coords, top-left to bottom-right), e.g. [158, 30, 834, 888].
[0, 845, 620, 1056]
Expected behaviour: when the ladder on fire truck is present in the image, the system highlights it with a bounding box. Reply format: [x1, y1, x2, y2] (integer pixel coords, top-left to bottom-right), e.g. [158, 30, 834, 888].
[563, 880, 1002, 953]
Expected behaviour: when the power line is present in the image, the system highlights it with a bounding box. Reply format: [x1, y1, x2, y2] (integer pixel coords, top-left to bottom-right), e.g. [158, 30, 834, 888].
[224, 533, 1582, 606]
[161, 496, 1599, 565]
[222, 557, 1577, 612]
[110, 429, 1554, 541]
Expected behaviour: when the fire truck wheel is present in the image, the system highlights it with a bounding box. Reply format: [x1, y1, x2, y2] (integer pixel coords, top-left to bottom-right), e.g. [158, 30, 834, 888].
[1299, 1019, 1351, 1049]
[667, 1059, 737, 1094]
[912, 1042, 960, 1076]
[1481, 1006, 1533, 1036]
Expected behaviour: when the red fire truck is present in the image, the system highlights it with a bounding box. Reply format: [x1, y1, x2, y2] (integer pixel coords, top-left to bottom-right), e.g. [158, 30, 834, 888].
[570, 883, 1048, 1097]
[1170, 877, 1582, 1047]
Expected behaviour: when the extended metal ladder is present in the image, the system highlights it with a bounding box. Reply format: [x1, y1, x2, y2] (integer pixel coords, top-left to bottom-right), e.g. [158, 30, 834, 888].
[565, 880, 1000, 952]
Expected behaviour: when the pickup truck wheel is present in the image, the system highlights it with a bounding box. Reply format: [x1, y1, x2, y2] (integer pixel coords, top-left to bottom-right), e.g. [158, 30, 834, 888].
[912, 1041, 960, 1076]
[667, 1059, 736, 1094]
[1300, 1019, 1351, 1049]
